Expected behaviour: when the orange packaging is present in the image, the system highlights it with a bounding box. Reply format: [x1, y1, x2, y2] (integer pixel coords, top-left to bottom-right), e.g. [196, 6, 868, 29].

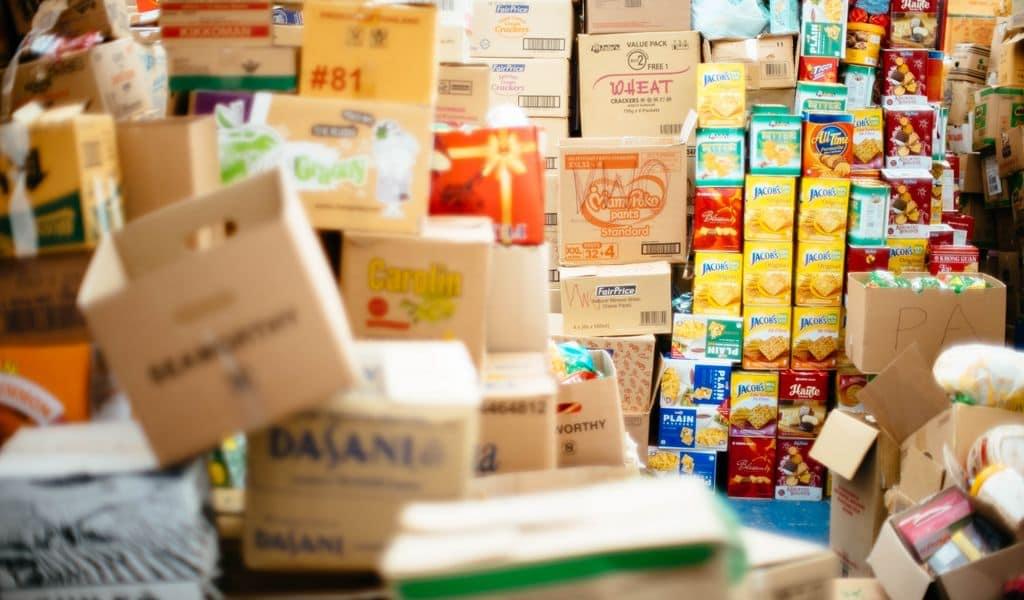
[693, 187, 743, 251]
[802, 111, 854, 178]
[0, 343, 91, 444]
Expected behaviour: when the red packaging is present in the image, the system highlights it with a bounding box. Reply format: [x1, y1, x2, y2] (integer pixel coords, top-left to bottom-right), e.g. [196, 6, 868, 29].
[926, 51, 943, 102]
[928, 225, 955, 248]
[946, 153, 961, 210]
[846, 245, 891, 274]
[430, 126, 544, 244]
[942, 211, 975, 243]
[799, 56, 840, 83]
[777, 370, 828, 439]
[928, 245, 980, 274]
[889, 0, 939, 50]
[727, 436, 777, 499]
[894, 487, 973, 561]
[883, 169, 933, 237]
[693, 187, 743, 251]
[835, 368, 869, 413]
[775, 439, 825, 501]
[881, 49, 928, 103]
[931, 160, 954, 220]
[884, 107, 934, 170]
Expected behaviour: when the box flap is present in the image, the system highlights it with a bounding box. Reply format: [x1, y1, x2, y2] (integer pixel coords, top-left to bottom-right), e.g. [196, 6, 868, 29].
[867, 519, 934, 600]
[938, 540, 1024, 600]
[898, 445, 947, 504]
[809, 410, 879, 479]
[829, 578, 888, 599]
[858, 344, 949, 443]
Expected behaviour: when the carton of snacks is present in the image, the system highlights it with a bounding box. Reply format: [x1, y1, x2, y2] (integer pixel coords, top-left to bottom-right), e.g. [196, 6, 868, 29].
[742, 305, 792, 370]
[559, 138, 686, 266]
[0, 105, 122, 258]
[846, 245, 891, 274]
[77, 169, 362, 466]
[798, 177, 851, 243]
[836, 306, 852, 369]
[577, 31, 700, 137]
[555, 349, 626, 468]
[474, 58, 570, 118]
[696, 128, 745, 187]
[703, 35, 798, 90]
[847, 179, 890, 246]
[744, 175, 797, 241]
[791, 306, 842, 370]
[850, 107, 884, 173]
[647, 447, 719, 485]
[834, 366, 871, 413]
[795, 241, 845, 307]
[881, 49, 928, 104]
[487, 244, 550, 353]
[469, 0, 573, 59]
[973, 87, 1024, 150]
[775, 439, 825, 501]
[743, 241, 794, 306]
[436, 63, 491, 126]
[696, 63, 746, 128]
[931, 161, 954, 215]
[0, 343, 91, 445]
[729, 370, 779, 438]
[883, 168, 933, 238]
[928, 245, 980, 274]
[559, 262, 672, 337]
[671, 314, 743, 363]
[693, 187, 743, 251]
[693, 251, 743, 317]
[777, 369, 828, 439]
[430, 126, 545, 244]
[798, 56, 840, 83]
[802, 111, 854, 178]
[843, 64, 877, 110]
[801, 22, 846, 59]
[889, 0, 938, 49]
[886, 238, 928, 273]
[884, 107, 935, 170]
[728, 436, 777, 499]
[749, 111, 802, 176]
[341, 216, 493, 368]
[795, 82, 848, 113]
[244, 341, 480, 571]
[657, 357, 730, 451]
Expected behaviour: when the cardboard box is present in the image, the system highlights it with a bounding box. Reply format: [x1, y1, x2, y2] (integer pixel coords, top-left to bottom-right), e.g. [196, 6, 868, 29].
[0, 252, 91, 344]
[999, 32, 1024, 86]
[436, 63, 491, 126]
[300, 1, 438, 104]
[530, 116, 568, 171]
[0, 343, 92, 445]
[487, 244, 550, 353]
[272, 24, 303, 47]
[829, 578, 889, 599]
[222, 92, 432, 234]
[577, 31, 701, 137]
[471, 58, 570, 118]
[702, 35, 797, 90]
[958, 153, 984, 194]
[244, 341, 480, 570]
[45, 0, 131, 40]
[585, 0, 689, 33]
[77, 169, 362, 466]
[0, 106, 122, 258]
[559, 138, 687, 265]
[160, 0, 272, 46]
[341, 217, 493, 368]
[972, 86, 1024, 150]
[544, 170, 559, 285]
[947, 78, 984, 126]
[997, 124, 1024, 176]
[739, 529, 839, 599]
[556, 349, 626, 467]
[844, 272, 1006, 374]
[559, 261, 672, 337]
[470, 0, 573, 59]
[439, 17, 471, 63]
[116, 117, 220, 221]
[478, 352, 557, 474]
[167, 46, 297, 93]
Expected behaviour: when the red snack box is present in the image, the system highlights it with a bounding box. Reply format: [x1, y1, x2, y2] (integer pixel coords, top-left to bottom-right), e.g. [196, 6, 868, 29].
[926, 51, 943, 102]
[929, 245, 980, 274]
[775, 438, 825, 501]
[430, 126, 544, 244]
[942, 211, 975, 243]
[894, 487, 973, 562]
[835, 367, 870, 413]
[727, 436, 776, 499]
[928, 225, 955, 248]
[777, 369, 828, 439]
[884, 107, 934, 170]
[881, 49, 928, 104]
[889, 0, 939, 50]
[846, 245, 890, 274]
[799, 57, 840, 83]
[693, 187, 743, 251]
[883, 169, 933, 237]
[946, 153, 961, 210]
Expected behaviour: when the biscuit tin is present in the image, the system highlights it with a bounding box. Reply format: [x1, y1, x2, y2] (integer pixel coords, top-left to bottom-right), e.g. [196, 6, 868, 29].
[803, 111, 854, 178]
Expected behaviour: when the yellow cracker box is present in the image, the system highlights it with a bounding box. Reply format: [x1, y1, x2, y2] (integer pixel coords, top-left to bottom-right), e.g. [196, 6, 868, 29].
[791, 306, 841, 370]
[744, 175, 797, 242]
[742, 305, 792, 370]
[886, 237, 927, 273]
[697, 63, 746, 128]
[743, 241, 793, 306]
[729, 370, 779, 437]
[795, 241, 845, 307]
[797, 178, 850, 243]
[694, 251, 743, 316]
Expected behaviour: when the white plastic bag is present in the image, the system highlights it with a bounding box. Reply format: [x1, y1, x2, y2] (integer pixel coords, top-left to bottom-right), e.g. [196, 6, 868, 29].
[693, 0, 769, 40]
[932, 344, 1024, 412]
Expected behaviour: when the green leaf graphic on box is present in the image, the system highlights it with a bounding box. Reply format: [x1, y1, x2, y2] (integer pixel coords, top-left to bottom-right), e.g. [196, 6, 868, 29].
[214, 103, 284, 184]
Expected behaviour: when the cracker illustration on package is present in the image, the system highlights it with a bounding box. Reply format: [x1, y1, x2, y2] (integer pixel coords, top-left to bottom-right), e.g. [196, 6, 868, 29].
[694, 251, 743, 316]
[729, 370, 779, 437]
[750, 112, 802, 176]
[887, 237, 927, 273]
[795, 241, 844, 306]
[744, 175, 797, 241]
[797, 178, 850, 242]
[742, 306, 792, 370]
[696, 128, 745, 187]
[790, 306, 841, 370]
[743, 241, 793, 306]
[697, 63, 746, 128]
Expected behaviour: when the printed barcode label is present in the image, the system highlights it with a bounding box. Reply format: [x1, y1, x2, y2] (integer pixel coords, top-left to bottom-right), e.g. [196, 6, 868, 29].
[764, 62, 789, 78]
[625, 0, 642, 7]
[641, 311, 667, 326]
[660, 123, 682, 135]
[545, 157, 557, 169]
[984, 156, 1002, 194]
[438, 0, 456, 12]
[549, 269, 560, 283]
[438, 79, 473, 96]
[3, 304, 82, 333]
[81, 141, 101, 168]
[544, 212, 557, 226]
[642, 242, 681, 255]
[519, 95, 560, 109]
[523, 38, 565, 51]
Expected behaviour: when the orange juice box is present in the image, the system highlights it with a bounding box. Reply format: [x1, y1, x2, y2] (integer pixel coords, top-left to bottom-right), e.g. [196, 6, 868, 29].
[798, 177, 850, 243]
[0, 343, 91, 444]
[794, 241, 845, 306]
[694, 251, 743, 316]
[886, 237, 927, 273]
[697, 63, 746, 128]
[790, 306, 841, 370]
[742, 305, 792, 370]
[744, 175, 797, 242]
[743, 241, 793, 306]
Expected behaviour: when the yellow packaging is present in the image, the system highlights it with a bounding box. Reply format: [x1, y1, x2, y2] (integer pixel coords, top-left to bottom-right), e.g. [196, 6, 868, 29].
[795, 241, 845, 307]
[742, 305, 792, 370]
[744, 175, 797, 242]
[797, 177, 851, 242]
[697, 63, 746, 128]
[693, 251, 743, 316]
[791, 306, 842, 370]
[729, 370, 779, 431]
[886, 237, 927, 273]
[743, 241, 793, 306]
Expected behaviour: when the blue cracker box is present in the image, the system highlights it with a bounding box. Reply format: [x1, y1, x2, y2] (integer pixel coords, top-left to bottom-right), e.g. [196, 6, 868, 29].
[678, 449, 717, 490]
[659, 406, 697, 448]
[658, 357, 731, 451]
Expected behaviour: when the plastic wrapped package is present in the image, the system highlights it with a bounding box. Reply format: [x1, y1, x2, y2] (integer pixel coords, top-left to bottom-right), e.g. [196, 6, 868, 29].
[967, 425, 1024, 484]
[549, 341, 600, 384]
[933, 345, 1024, 412]
[692, 0, 769, 40]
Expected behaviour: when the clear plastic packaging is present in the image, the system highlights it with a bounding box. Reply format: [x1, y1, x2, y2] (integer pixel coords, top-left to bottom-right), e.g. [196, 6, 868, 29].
[692, 0, 769, 40]
[933, 345, 1024, 411]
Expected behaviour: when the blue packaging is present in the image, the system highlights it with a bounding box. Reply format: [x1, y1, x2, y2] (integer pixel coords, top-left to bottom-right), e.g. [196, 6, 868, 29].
[679, 450, 718, 489]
